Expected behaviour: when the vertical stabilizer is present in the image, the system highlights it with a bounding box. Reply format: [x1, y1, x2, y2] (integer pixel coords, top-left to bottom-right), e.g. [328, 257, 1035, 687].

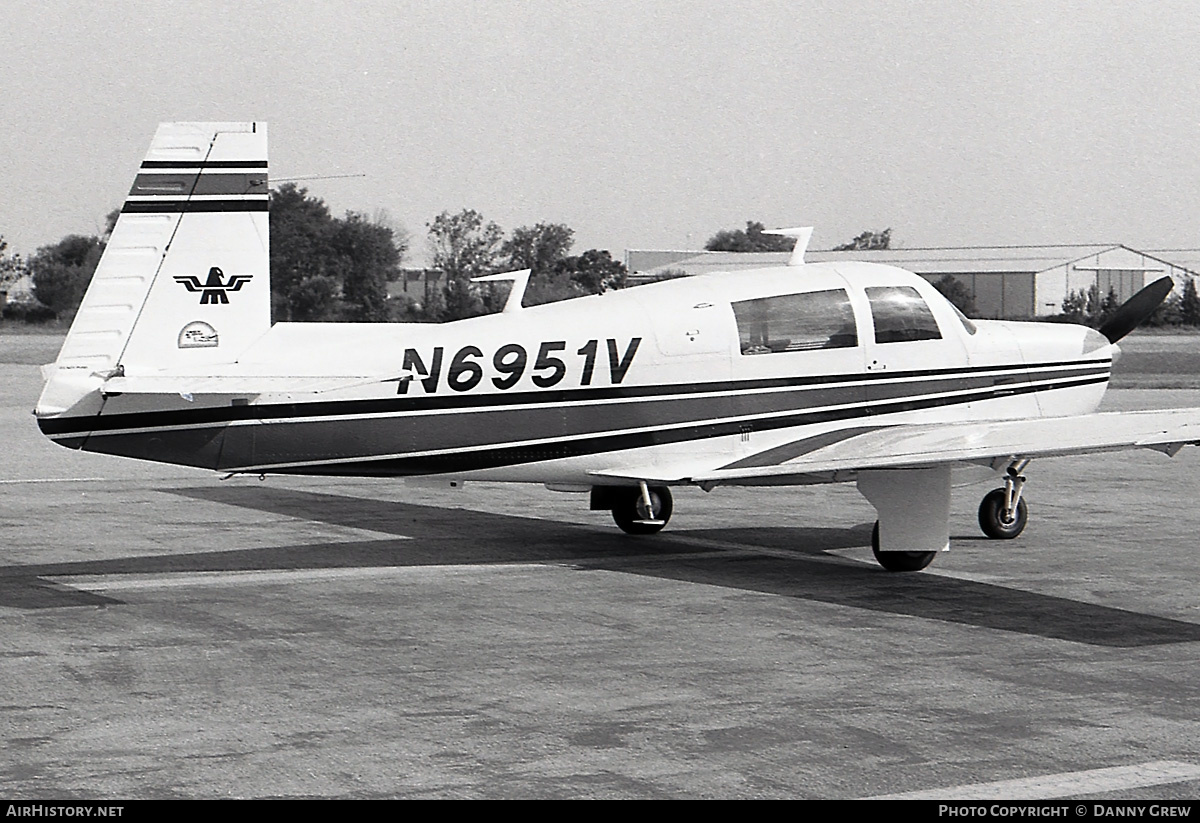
[38, 122, 269, 415]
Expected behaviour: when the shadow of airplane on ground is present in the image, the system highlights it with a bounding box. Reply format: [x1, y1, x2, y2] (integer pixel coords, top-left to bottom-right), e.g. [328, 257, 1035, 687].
[6, 485, 1200, 649]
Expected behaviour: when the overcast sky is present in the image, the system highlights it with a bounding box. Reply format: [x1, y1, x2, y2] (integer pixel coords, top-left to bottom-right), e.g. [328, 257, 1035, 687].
[4, 0, 1200, 264]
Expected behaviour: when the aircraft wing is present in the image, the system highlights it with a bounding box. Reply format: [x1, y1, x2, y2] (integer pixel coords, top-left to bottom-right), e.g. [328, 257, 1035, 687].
[591, 408, 1200, 485]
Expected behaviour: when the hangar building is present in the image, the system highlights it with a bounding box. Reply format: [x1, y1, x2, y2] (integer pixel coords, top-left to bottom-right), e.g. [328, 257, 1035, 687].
[626, 245, 1200, 319]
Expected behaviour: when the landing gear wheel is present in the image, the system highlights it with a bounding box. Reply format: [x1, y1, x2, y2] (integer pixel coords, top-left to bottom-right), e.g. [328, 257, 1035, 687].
[978, 488, 1027, 539]
[612, 486, 673, 535]
[871, 521, 937, 572]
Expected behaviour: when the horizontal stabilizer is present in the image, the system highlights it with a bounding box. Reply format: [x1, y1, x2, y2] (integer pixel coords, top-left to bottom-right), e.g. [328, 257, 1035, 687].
[102, 371, 412, 397]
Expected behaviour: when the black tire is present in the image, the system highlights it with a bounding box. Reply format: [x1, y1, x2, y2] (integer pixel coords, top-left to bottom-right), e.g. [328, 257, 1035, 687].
[978, 488, 1028, 539]
[871, 521, 937, 572]
[612, 486, 673, 535]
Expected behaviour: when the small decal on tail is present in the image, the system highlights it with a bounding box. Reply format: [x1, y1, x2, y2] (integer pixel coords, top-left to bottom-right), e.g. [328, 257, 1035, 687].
[178, 321, 219, 348]
[174, 266, 253, 304]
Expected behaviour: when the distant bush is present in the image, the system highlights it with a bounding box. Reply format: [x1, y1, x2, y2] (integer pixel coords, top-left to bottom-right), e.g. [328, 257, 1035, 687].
[387, 292, 435, 323]
[644, 268, 691, 283]
[3, 301, 57, 323]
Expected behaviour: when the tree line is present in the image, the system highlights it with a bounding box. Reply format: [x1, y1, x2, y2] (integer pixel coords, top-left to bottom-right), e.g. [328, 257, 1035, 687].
[0, 211, 896, 324]
[2, 184, 630, 324]
[1059, 279, 1200, 328]
[7, 209, 1200, 330]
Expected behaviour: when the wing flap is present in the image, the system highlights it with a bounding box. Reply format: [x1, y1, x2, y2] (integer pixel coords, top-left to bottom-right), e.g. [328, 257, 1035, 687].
[587, 467, 697, 484]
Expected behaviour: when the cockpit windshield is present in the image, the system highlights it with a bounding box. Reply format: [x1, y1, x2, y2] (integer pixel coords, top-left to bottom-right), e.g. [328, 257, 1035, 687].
[866, 286, 943, 343]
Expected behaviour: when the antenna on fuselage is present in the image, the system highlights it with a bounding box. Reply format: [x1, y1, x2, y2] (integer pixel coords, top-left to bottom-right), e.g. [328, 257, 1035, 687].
[472, 269, 532, 313]
[762, 226, 814, 266]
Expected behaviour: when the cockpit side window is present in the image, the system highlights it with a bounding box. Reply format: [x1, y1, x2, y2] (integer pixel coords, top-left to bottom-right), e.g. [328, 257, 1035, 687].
[732, 289, 857, 355]
[866, 286, 942, 343]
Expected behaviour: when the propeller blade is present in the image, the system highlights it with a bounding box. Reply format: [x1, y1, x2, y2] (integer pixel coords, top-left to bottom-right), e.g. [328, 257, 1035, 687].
[1097, 276, 1174, 344]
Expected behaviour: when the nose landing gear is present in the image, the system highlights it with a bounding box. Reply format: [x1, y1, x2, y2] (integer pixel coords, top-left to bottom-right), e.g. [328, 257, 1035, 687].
[979, 460, 1029, 539]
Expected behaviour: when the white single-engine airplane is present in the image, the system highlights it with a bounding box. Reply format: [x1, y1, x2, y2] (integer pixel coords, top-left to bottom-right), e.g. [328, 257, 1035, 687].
[36, 122, 1200, 572]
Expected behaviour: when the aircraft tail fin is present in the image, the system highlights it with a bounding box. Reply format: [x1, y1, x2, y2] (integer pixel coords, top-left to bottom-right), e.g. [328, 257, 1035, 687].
[38, 122, 269, 415]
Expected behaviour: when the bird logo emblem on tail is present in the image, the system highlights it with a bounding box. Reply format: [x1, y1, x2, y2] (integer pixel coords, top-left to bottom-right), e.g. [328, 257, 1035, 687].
[174, 266, 254, 304]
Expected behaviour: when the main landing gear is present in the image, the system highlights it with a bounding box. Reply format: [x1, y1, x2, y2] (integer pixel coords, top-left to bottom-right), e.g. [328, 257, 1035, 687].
[593, 482, 674, 535]
[978, 460, 1029, 540]
[870, 521, 937, 572]
[860, 461, 1032, 574]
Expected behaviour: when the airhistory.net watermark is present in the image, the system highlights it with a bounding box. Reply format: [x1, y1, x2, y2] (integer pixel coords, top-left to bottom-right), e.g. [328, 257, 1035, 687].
[6, 807, 123, 818]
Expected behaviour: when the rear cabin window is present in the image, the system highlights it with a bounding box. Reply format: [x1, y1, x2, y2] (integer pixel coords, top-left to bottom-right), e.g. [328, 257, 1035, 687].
[866, 286, 942, 343]
[732, 289, 857, 355]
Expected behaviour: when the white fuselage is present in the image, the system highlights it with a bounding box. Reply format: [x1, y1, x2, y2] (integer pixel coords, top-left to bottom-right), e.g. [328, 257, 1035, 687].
[38, 262, 1113, 487]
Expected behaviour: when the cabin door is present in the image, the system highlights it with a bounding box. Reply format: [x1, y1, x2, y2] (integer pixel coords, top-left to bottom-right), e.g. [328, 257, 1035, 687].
[860, 284, 970, 418]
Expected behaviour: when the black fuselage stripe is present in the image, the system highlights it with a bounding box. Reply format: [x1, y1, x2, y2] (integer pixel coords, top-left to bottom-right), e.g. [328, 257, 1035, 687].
[130, 173, 268, 197]
[121, 200, 269, 214]
[718, 426, 889, 470]
[38, 360, 1111, 437]
[139, 160, 268, 169]
[260, 375, 1112, 477]
[45, 374, 1108, 475]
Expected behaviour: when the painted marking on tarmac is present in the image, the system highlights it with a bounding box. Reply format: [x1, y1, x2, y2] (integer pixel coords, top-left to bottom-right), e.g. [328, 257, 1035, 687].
[48, 551, 738, 592]
[868, 760, 1200, 800]
[50, 563, 546, 591]
[0, 477, 111, 484]
[25, 519, 1033, 597]
[659, 532, 856, 565]
[291, 524, 416, 542]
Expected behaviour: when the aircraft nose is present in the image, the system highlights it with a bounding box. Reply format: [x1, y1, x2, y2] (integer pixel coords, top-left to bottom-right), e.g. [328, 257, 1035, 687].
[1083, 327, 1110, 355]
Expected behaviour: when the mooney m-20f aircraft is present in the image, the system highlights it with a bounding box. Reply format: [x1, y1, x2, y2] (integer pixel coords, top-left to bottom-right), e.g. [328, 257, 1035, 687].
[36, 122, 1200, 571]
